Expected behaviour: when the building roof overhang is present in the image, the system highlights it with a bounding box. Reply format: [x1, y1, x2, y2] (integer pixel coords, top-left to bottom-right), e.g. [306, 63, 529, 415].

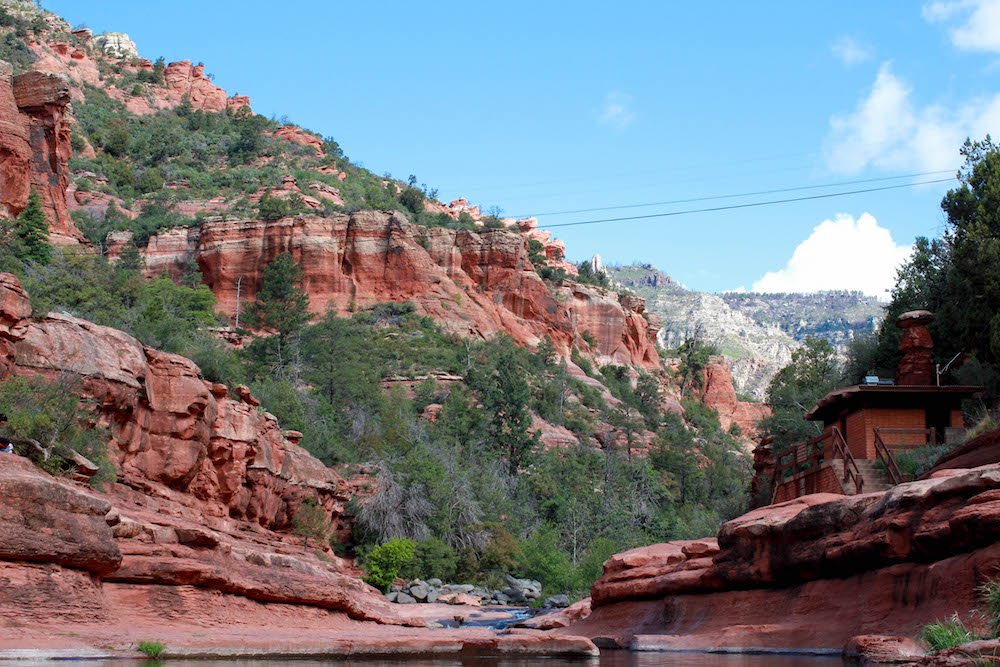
[804, 384, 982, 423]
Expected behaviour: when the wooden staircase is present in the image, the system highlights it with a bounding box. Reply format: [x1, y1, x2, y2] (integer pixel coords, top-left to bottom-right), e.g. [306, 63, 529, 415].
[845, 458, 892, 494]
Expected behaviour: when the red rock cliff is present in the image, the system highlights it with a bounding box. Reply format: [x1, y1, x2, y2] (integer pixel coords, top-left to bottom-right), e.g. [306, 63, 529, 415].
[0, 272, 408, 632]
[135, 212, 661, 370]
[0, 61, 83, 245]
[700, 355, 770, 447]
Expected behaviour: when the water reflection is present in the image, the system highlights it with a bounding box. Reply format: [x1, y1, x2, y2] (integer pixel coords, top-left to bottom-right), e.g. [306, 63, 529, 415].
[1, 653, 846, 667]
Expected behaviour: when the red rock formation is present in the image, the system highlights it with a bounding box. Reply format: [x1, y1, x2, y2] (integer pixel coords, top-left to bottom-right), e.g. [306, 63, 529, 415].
[0, 271, 422, 633]
[273, 125, 325, 155]
[896, 310, 935, 385]
[0, 62, 84, 245]
[700, 356, 770, 446]
[134, 212, 660, 370]
[160, 60, 229, 112]
[559, 465, 1000, 651]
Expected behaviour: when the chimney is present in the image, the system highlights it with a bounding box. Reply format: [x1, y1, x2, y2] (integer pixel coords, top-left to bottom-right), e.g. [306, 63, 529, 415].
[896, 310, 934, 385]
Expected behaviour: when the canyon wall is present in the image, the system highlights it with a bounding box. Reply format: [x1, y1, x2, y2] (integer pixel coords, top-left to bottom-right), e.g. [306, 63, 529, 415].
[135, 213, 662, 370]
[0, 272, 405, 629]
[0, 61, 82, 245]
[556, 463, 1000, 651]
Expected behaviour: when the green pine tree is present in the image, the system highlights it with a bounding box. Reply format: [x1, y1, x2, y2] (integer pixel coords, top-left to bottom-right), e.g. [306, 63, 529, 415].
[16, 189, 50, 265]
[246, 252, 310, 340]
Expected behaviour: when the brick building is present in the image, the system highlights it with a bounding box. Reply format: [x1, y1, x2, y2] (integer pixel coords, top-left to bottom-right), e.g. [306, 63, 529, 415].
[758, 310, 980, 504]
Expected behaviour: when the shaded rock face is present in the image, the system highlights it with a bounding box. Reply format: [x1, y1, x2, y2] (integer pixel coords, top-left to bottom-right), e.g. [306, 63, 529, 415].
[565, 465, 1000, 650]
[0, 62, 82, 245]
[138, 212, 660, 369]
[0, 272, 408, 629]
[700, 356, 770, 448]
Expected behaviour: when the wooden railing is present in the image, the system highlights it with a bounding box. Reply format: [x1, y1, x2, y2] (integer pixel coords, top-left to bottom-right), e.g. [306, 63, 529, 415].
[771, 427, 862, 503]
[830, 427, 864, 495]
[873, 429, 904, 486]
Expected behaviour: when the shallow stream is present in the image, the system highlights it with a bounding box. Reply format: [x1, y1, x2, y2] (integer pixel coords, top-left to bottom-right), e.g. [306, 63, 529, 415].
[1, 655, 847, 666]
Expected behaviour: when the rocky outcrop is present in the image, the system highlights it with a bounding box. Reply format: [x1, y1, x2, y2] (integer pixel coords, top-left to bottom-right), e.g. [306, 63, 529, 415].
[0, 61, 83, 245]
[560, 465, 1000, 651]
[0, 272, 406, 628]
[896, 310, 935, 385]
[135, 213, 660, 369]
[699, 356, 770, 446]
[92, 32, 138, 58]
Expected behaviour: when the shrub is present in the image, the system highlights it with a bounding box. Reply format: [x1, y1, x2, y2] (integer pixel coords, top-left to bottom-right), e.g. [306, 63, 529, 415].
[0, 373, 116, 488]
[137, 641, 165, 658]
[291, 498, 329, 548]
[980, 576, 1000, 637]
[894, 444, 950, 480]
[921, 615, 974, 651]
[399, 537, 458, 582]
[363, 538, 416, 591]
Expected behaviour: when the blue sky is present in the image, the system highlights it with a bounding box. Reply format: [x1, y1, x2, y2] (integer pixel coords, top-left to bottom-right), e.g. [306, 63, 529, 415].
[43, 1, 1000, 296]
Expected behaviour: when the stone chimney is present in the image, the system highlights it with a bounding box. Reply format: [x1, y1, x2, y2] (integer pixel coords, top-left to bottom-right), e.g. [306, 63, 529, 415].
[896, 310, 934, 385]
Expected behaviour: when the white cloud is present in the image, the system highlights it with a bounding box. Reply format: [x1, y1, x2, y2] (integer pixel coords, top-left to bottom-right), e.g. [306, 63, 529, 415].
[831, 35, 873, 65]
[923, 0, 1000, 53]
[598, 91, 635, 130]
[825, 62, 1000, 173]
[751, 212, 911, 299]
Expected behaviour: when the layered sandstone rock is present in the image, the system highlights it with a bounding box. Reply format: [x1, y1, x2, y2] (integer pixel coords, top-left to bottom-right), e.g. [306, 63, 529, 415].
[0, 61, 83, 245]
[699, 356, 770, 446]
[135, 212, 661, 370]
[561, 465, 1000, 650]
[0, 272, 406, 628]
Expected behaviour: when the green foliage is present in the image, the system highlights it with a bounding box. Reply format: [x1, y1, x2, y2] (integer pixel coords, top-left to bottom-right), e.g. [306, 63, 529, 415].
[136, 641, 166, 658]
[399, 537, 458, 582]
[246, 253, 309, 339]
[292, 499, 330, 547]
[2, 190, 52, 266]
[921, 615, 974, 651]
[981, 576, 1000, 638]
[760, 337, 841, 451]
[467, 336, 539, 475]
[0, 373, 115, 488]
[894, 444, 950, 479]
[363, 538, 416, 591]
[871, 136, 1000, 401]
[575, 260, 610, 287]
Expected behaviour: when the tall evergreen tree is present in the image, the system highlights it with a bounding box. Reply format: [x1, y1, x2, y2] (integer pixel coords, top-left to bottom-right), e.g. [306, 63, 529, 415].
[246, 252, 310, 339]
[16, 189, 50, 265]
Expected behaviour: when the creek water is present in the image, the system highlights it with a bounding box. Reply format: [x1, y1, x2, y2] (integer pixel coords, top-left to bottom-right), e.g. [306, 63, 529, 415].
[3, 655, 847, 666]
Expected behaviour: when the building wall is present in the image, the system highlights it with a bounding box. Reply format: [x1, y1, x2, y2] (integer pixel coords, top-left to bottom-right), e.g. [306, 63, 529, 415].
[858, 408, 926, 458]
[772, 463, 845, 504]
[845, 412, 868, 460]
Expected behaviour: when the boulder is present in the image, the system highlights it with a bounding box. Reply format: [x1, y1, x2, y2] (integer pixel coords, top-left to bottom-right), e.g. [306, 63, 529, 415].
[844, 635, 925, 664]
[0, 456, 121, 574]
[544, 594, 571, 609]
[395, 592, 416, 604]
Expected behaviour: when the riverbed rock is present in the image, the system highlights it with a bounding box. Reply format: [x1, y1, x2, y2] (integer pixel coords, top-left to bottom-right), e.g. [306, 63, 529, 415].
[844, 635, 926, 664]
[562, 463, 1000, 651]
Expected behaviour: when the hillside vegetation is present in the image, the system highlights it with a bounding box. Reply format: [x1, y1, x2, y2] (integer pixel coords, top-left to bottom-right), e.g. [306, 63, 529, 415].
[0, 1, 752, 600]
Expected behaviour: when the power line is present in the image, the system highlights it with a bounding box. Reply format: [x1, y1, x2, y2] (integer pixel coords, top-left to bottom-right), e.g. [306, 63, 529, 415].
[537, 177, 956, 229]
[517, 170, 956, 218]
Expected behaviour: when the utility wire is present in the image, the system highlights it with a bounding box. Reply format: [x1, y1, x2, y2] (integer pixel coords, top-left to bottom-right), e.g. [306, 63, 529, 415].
[537, 177, 956, 229]
[517, 170, 956, 218]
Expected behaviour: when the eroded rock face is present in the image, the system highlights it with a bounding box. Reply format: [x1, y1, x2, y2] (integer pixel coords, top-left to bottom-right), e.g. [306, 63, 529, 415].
[138, 212, 660, 369]
[567, 464, 1000, 650]
[700, 356, 770, 447]
[0, 272, 408, 630]
[0, 456, 121, 574]
[0, 61, 83, 245]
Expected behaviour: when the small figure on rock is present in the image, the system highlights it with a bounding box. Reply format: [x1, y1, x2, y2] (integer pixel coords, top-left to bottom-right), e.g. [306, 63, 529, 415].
[0, 414, 14, 454]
